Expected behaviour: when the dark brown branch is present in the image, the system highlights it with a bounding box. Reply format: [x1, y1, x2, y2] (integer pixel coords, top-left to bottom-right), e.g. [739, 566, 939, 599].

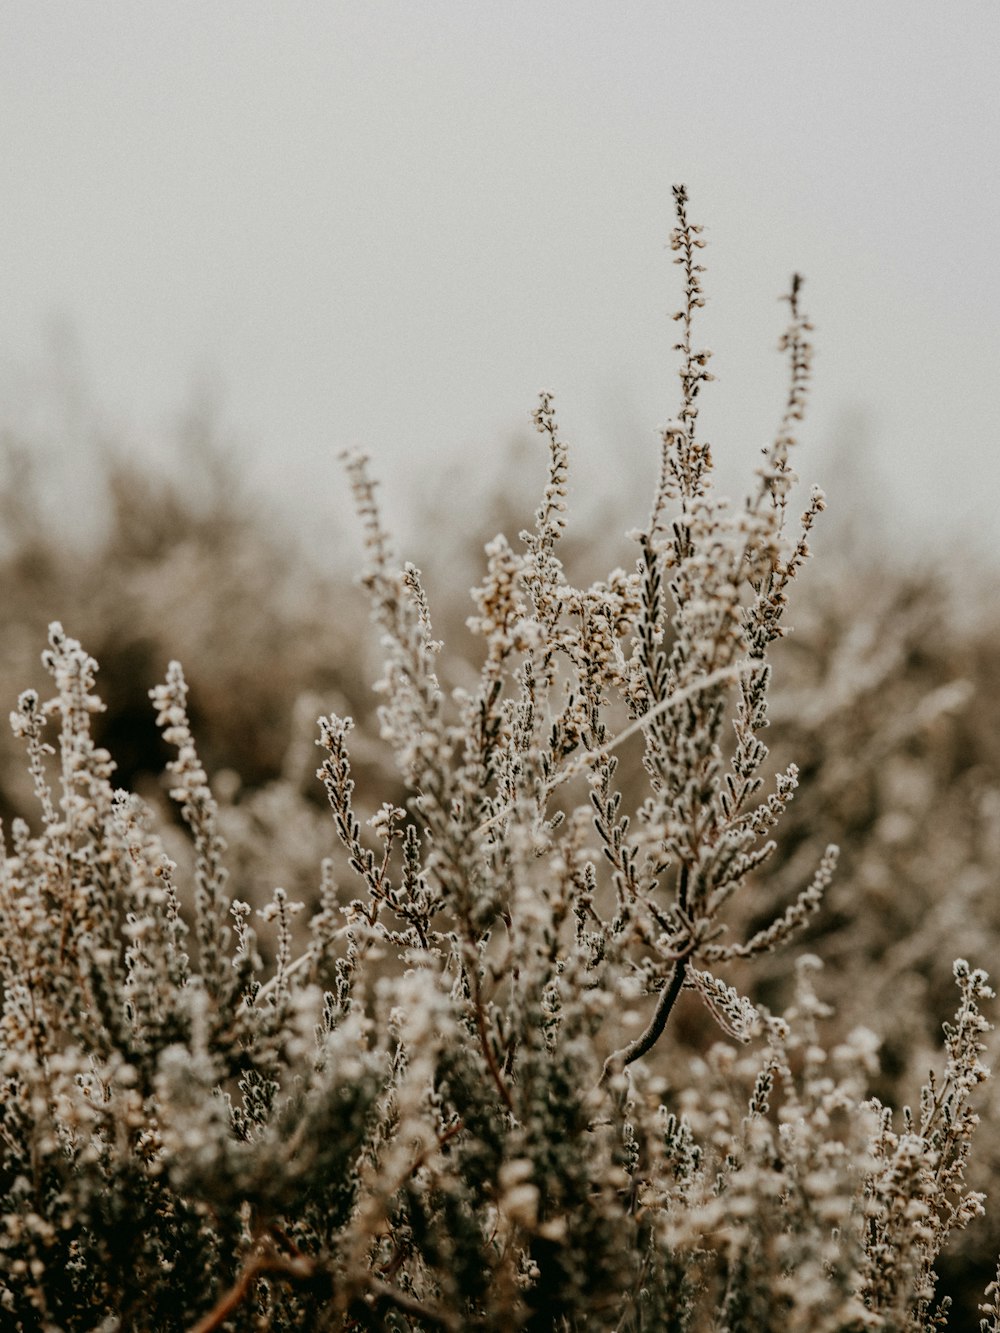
[354, 1278, 461, 1331]
[600, 955, 690, 1086]
[188, 1245, 315, 1333]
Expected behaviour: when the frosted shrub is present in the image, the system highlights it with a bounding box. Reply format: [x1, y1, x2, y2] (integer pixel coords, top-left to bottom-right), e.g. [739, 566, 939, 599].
[0, 188, 994, 1330]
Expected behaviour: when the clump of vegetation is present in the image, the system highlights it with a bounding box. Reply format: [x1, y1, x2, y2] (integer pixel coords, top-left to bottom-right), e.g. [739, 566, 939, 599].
[0, 188, 996, 1330]
[0, 422, 369, 813]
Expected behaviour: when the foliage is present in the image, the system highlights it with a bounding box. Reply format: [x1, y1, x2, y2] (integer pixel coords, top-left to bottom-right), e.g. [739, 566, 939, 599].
[0, 188, 997, 1330]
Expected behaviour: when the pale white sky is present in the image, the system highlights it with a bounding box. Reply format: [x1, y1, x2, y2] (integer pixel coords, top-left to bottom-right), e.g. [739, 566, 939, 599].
[1, 2, 997, 561]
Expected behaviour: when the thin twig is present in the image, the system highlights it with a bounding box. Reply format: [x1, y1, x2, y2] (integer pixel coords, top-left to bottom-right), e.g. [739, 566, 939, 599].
[476, 659, 754, 839]
[256, 923, 352, 1002]
[360, 1278, 462, 1331]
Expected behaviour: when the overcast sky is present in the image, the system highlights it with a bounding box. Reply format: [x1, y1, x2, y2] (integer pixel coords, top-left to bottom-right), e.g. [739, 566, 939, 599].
[1, 3, 997, 563]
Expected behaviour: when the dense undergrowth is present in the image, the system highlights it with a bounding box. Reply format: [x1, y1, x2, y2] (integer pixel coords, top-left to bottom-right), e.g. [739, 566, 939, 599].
[1, 189, 999, 1329]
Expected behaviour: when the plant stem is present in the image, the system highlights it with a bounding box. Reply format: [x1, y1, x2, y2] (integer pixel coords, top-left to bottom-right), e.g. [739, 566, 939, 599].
[601, 956, 689, 1085]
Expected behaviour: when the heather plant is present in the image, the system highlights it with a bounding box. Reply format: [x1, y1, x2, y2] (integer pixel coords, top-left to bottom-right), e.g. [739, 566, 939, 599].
[0, 425, 371, 817]
[0, 188, 996, 1330]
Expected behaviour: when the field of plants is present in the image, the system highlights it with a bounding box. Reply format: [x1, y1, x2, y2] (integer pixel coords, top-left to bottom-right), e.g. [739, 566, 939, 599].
[1, 191, 998, 1330]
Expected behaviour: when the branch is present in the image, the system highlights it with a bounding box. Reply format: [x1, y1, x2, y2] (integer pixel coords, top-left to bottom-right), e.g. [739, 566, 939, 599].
[600, 955, 690, 1085]
[188, 1244, 315, 1333]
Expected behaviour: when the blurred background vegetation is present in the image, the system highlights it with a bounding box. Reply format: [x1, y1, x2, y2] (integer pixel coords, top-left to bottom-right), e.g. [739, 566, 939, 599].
[1, 410, 998, 1322]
